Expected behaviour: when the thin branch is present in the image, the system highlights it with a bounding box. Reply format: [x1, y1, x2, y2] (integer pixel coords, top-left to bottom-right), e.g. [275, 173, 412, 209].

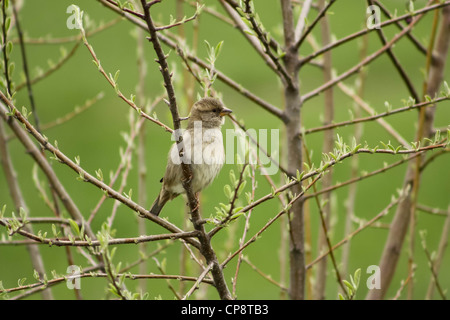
[425, 205, 450, 299]
[336, 82, 410, 148]
[15, 42, 81, 91]
[314, 0, 338, 299]
[294, 0, 313, 42]
[78, 26, 173, 133]
[154, 7, 200, 31]
[294, 0, 336, 51]
[0, 221, 200, 246]
[12, 17, 121, 45]
[420, 231, 447, 300]
[372, 0, 428, 57]
[221, 173, 324, 269]
[240, 0, 294, 88]
[182, 263, 214, 300]
[307, 195, 403, 270]
[242, 256, 288, 292]
[96, 0, 286, 121]
[300, 1, 450, 66]
[302, 96, 450, 135]
[367, 0, 420, 103]
[218, 0, 281, 78]
[1, 271, 214, 297]
[11, 0, 40, 131]
[302, 11, 427, 102]
[1, 0, 12, 96]
[40, 92, 104, 131]
[209, 140, 448, 238]
[418, 204, 449, 217]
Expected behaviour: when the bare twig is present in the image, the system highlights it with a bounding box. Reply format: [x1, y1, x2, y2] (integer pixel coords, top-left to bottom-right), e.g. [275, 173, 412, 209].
[425, 205, 450, 299]
[11, 0, 40, 131]
[300, 1, 450, 66]
[302, 97, 450, 136]
[182, 263, 214, 300]
[15, 42, 81, 92]
[302, 10, 427, 102]
[420, 231, 447, 300]
[307, 195, 403, 270]
[295, 0, 336, 50]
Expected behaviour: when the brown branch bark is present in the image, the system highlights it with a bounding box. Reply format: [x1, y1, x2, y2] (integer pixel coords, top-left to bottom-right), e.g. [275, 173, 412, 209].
[139, 0, 232, 300]
[280, 0, 305, 300]
[366, 5, 450, 300]
[315, 0, 335, 299]
[0, 119, 53, 300]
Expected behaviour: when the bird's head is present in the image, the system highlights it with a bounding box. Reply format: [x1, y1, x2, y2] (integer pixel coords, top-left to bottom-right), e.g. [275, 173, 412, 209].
[188, 97, 232, 128]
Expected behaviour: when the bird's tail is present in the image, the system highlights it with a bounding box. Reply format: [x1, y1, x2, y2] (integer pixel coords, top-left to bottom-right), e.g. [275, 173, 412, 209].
[149, 190, 170, 216]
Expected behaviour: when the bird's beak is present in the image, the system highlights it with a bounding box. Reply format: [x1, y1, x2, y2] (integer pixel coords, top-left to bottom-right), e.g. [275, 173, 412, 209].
[220, 108, 233, 117]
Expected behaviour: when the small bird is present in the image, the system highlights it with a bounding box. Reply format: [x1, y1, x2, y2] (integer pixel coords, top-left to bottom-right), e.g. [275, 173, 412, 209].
[150, 97, 232, 216]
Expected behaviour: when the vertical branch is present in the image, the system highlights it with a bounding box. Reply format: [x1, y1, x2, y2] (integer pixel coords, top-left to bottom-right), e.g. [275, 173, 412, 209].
[0, 1, 52, 300]
[407, 6, 441, 300]
[342, 34, 369, 278]
[407, 4, 450, 299]
[367, 5, 450, 300]
[1, 0, 12, 96]
[0, 119, 53, 300]
[426, 206, 450, 299]
[11, 0, 40, 131]
[140, 0, 232, 300]
[280, 0, 305, 300]
[314, 0, 334, 300]
[134, 0, 148, 292]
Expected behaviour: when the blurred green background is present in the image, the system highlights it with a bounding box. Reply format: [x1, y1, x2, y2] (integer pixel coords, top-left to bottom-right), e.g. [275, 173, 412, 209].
[0, 0, 449, 300]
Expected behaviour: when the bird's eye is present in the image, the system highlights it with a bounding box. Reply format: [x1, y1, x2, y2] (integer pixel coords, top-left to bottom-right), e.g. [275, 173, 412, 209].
[213, 109, 218, 113]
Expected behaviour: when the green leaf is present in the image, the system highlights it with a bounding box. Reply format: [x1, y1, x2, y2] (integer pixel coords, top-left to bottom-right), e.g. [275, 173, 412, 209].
[68, 219, 80, 236]
[33, 269, 40, 281]
[5, 17, 11, 32]
[224, 184, 232, 199]
[95, 168, 104, 181]
[237, 180, 247, 196]
[443, 81, 450, 97]
[353, 268, 361, 289]
[0, 204, 6, 219]
[8, 62, 15, 77]
[408, 0, 414, 13]
[215, 41, 224, 58]
[343, 280, 354, 293]
[17, 278, 26, 287]
[51, 224, 57, 237]
[6, 41, 13, 56]
[229, 169, 237, 186]
[114, 70, 120, 83]
[19, 207, 28, 224]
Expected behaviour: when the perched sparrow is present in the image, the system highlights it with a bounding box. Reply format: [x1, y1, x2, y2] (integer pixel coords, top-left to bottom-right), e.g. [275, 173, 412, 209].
[150, 97, 232, 216]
